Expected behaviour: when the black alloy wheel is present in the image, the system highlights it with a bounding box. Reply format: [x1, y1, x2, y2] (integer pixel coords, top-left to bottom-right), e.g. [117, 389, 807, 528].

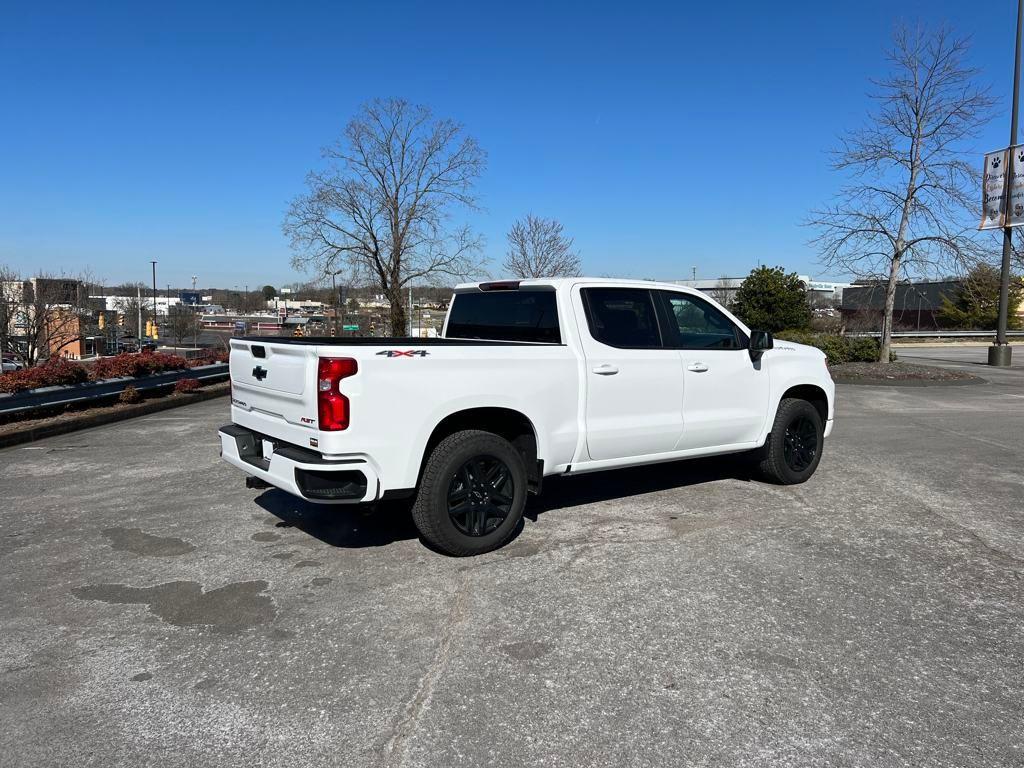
[446, 455, 515, 537]
[783, 415, 818, 473]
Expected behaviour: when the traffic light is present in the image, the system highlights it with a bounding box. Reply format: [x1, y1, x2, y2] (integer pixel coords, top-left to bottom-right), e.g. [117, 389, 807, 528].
[293, 325, 303, 337]
[118, 312, 125, 327]
[98, 312, 105, 330]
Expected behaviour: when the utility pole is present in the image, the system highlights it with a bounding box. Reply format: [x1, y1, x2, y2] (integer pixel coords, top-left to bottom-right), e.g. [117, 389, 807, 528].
[137, 285, 142, 344]
[991, 0, 1023, 367]
[408, 286, 413, 337]
[331, 272, 338, 336]
[150, 261, 158, 332]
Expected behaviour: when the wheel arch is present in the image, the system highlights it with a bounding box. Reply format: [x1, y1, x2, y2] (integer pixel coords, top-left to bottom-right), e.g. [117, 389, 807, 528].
[779, 384, 829, 424]
[419, 407, 542, 492]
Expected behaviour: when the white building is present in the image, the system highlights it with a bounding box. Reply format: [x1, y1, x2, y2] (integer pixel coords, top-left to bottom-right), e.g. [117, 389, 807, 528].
[672, 276, 851, 305]
[92, 295, 182, 315]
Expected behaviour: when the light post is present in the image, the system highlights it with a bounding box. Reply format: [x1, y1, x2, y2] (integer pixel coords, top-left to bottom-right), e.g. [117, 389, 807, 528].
[150, 261, 158, 339]
[991, 0, 1023, 366]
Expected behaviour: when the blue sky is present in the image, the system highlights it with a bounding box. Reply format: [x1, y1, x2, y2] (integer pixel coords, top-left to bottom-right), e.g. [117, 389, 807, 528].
[0, 0, 1017, 289]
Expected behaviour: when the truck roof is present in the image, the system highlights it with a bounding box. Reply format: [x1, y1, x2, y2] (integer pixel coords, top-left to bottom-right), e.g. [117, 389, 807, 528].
[453, 277, 704, 293]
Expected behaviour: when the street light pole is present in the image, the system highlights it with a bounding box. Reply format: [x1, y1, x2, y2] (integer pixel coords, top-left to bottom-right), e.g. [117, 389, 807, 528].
[150, 261, 158, 338]
[992, 0, 1023, 367]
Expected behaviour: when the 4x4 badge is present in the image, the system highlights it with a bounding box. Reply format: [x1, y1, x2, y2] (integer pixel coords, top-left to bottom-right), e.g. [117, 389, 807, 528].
[376, 350, 429, 357]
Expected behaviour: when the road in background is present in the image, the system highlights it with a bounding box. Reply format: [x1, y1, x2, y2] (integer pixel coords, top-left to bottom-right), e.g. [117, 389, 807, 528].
[1, 365, 1022, 767]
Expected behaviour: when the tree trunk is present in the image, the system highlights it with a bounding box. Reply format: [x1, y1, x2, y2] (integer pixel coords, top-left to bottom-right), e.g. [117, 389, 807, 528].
[387, 291, 407, 337]
[879, 253, 902, 363]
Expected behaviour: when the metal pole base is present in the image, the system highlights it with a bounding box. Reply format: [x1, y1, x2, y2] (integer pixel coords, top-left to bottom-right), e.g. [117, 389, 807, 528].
[988, 344, 1013, 366]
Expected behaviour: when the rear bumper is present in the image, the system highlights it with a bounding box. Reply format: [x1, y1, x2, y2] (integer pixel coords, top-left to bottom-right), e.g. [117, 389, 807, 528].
[219, 424, 380, 504]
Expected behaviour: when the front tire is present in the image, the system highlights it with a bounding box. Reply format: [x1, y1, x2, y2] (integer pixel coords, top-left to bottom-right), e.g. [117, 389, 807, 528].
[759, 398, 824, 484]
[410, 430, 527, 556]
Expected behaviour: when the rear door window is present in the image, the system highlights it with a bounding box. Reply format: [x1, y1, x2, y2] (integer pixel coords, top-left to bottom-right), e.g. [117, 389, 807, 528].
[581, 288, 662, 348]
[446, 290, 561, 343]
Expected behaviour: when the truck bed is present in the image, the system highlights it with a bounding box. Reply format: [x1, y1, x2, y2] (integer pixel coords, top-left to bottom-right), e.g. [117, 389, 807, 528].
[238, 335, 561, 346]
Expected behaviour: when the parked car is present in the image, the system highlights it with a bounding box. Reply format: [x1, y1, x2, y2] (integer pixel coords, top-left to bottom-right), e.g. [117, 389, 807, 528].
[219, 278, 835, 555]
[1, 353, 24, 373]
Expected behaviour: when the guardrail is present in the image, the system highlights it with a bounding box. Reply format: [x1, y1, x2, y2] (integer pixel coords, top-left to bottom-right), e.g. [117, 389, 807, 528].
[848, 330, 1024, 339]
[0, 363, 229, 417]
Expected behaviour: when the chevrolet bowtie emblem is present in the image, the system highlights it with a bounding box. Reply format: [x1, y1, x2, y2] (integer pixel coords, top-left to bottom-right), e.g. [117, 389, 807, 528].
[252, 365, 267, 381]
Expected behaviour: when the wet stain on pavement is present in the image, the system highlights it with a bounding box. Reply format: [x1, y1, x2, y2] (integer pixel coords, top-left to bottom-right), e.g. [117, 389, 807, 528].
[102, 527, 196, 557]
[293, 560, 322, 569]
[310, 577, 332, 587]
[194, 677, 218, 690]
[251, 532, 281, 542]
[271, 551, 295, 560]
[505, 541, 543, 559]
[72, 580, 276, 633]
[130, 672, 153, 682]
[500, 640, 553, 661]
[1, 531, 35, 558]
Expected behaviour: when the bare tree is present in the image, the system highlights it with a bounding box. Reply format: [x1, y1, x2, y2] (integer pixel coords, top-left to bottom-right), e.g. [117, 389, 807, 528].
[284, 98, 486, 335]
[0, 268, 96, 365]
[113, 294, 149, 340]
[503, 214, 582, 278]
[809, 26, 994, 362]
[167, 304, 203, 347]
[707, 277, 735, 309]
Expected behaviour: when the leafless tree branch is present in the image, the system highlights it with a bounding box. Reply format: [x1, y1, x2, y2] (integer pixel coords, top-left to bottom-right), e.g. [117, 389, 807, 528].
[283, 99, 487, 334]
[808, 24, 994, 361]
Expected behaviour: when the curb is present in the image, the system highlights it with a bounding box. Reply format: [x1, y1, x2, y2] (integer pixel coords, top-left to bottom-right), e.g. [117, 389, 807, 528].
[0, 385, 229, 449]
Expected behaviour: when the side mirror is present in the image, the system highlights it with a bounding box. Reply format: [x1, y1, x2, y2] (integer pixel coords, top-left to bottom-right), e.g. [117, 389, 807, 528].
[748, 330, 773, 361]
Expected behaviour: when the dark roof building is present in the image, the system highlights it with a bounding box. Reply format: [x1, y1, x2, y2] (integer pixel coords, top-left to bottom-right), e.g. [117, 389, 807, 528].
[840, 280, 961, 331]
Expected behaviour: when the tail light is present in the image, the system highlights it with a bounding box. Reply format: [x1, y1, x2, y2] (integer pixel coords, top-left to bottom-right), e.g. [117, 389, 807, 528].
[317, 357, 357, 431]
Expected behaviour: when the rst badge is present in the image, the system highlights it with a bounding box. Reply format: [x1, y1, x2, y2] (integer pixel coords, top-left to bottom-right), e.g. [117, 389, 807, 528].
[376, 350, 429, 357]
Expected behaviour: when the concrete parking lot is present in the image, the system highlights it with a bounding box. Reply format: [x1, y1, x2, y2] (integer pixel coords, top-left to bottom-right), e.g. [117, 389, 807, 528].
[2, 347, 1022, 767]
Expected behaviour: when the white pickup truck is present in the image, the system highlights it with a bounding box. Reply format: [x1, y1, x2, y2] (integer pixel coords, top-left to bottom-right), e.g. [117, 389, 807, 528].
[220, 278, 834, 555]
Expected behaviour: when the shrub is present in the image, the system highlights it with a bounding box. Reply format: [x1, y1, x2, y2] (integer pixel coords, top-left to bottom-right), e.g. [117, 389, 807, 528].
[119, 385, 142, 404]
[89, 352, 189, 381]
[731, 266, 813, 333]
[775, 331, 895, 363]
[189, 348, 229, 367]
[173, 378, 201, 394]
[0, 357, 89, 394]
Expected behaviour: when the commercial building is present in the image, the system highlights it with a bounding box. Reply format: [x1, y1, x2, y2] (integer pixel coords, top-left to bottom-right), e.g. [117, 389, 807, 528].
[671, 276, 852, 306]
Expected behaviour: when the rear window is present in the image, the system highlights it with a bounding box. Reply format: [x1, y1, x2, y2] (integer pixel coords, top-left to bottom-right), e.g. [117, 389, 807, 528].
[446, 290, 561, 343]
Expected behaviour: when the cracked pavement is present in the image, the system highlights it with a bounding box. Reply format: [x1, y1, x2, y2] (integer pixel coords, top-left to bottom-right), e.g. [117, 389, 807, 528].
[1, 346, 1022, 767]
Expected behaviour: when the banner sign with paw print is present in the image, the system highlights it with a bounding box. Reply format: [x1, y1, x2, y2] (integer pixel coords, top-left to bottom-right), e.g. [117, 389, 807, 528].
[981, 149, 1008, 229]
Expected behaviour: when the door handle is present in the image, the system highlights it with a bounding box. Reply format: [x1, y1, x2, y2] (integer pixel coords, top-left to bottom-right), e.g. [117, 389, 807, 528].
[592, 364, 619, 375]
[687, 362, 709, 373]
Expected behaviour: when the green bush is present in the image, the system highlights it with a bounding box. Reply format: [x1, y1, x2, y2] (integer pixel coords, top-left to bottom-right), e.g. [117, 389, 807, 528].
[119, 385, 142, 404]
[731, 266, 812, 333]
[775, 331, 895, 363]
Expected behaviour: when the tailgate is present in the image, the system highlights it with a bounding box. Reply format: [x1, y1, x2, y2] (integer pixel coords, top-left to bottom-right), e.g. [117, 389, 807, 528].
[231, 339, 308, 394]
[229, 338, 318, 428]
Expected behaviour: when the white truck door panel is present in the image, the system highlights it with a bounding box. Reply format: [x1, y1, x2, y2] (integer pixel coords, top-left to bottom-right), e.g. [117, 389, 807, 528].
[574, 286, 683, 461]
[676, 350, 769, 449]
[654, 290, 770, 451]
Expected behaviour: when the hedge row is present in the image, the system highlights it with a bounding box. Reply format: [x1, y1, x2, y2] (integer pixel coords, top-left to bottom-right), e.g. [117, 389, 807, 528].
[0, 349, 229, 394]
[774, 331, 896, 364]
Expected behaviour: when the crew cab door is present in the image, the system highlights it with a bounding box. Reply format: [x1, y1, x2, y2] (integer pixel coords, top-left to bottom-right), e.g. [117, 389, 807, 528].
[654, 290, 770, 450]
[574, 286, 684, 461]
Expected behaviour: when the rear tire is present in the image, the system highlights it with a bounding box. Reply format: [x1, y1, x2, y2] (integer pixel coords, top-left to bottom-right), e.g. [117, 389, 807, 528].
[410, 430, 527, 556]
[759, 398, 824, 485]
